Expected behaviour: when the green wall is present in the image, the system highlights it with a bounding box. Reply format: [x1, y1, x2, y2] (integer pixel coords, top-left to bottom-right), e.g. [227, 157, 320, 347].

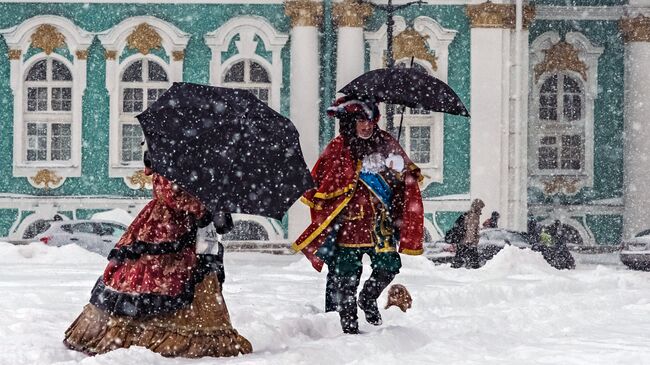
[0, 3, 290, 198]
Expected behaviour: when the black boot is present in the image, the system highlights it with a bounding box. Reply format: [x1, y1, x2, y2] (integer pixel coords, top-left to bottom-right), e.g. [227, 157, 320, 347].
[358, 270, 395, 326]
[325, 270, 339, 312]
[337, 275, 360, 334]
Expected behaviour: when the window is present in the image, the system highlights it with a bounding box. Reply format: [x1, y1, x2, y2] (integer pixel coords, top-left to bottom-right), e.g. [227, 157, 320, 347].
[23, 58, 73, 163]
[223, 60, 271, 104]
[221, 220, 269, 241]
[394, 60, 437, 167]
[534, 72, 585, 174]
[119, 59, 169, 164]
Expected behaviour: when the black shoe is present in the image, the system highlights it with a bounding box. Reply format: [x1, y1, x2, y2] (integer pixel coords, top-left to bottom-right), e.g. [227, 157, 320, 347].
[342, 322, 359, 334]
[358, 294, 382, 326]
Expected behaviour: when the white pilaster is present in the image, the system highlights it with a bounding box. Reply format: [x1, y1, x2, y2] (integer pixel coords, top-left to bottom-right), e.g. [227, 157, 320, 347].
[470, 27, 510, 227]
[285, 0, 322, 241]
[336, 27, 365, 90]
[623, 42, 650, 238]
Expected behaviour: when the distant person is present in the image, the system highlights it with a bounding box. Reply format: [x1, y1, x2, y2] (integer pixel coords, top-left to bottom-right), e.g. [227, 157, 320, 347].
[451, 199, 485, 269]
[534, 220, 576, 270]
[482, 211, 500, 229]
[52, 214, 63, 221]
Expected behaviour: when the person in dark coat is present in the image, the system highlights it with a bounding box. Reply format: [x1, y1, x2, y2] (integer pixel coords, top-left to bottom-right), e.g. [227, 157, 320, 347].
[533, 220, 576, 270]
[482, 211, 500, 228]
[450, 199, 485, 269]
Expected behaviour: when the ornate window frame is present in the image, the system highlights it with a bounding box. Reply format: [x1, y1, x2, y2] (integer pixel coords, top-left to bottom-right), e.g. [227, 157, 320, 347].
[365, 16, 457, 187]
[2, 16, 93, 187]
[98, 16, 189, 186]
[204, 16, 288, 111]
[529, 31, 603, 195]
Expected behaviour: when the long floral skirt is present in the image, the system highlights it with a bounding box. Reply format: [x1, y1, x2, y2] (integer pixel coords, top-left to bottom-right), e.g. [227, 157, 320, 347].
[63, 273, 252, 358]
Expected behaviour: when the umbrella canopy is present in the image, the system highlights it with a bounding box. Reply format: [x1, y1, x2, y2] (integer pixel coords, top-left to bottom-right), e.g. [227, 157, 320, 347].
[137, 82, 314, 221]
[338, 67, 470, 117]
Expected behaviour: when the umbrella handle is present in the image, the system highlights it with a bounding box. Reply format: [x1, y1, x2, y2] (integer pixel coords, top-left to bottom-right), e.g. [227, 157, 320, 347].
[397, 56, 415, 143]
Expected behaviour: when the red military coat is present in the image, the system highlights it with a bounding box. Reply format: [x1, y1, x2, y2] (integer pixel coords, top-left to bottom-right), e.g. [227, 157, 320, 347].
[292, 130, 424, 271]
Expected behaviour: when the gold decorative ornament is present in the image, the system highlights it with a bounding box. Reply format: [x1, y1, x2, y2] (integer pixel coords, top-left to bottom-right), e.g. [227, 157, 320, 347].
[620, 15, 650, 43]
[534, 41, 587, 81]
[104, 50, 117, 60]
[30, 169, 63, 190]
[127, 170, 153, 190]
[466, 1, 535, 29]
[172, 50, 185, 61]
[542, 176, 581, 195]
[8, 49, 22, 60]
[127, 23, 163, 55]
[284, 0, 324, 27]
[31, 24, 66, 55]
[75, 49, 88, 60]
[392, 28, 438, 71]
[332, 0, 373, 28]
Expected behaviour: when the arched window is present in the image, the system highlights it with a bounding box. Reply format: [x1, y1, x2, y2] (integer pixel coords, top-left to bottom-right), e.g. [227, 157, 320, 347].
[223, 59, 271, 104]
[536, 72, 585, 173]
[23, 58, 73, 162]
[118, 59, 169, 164]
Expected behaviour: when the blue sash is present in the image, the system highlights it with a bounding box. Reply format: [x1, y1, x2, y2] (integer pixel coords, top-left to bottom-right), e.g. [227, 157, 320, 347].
[359, 171, 392, 208]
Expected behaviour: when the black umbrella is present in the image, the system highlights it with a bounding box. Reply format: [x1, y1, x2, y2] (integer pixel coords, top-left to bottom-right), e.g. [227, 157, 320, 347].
[136, 82, 314, 221]
[338, 67, 470, 117]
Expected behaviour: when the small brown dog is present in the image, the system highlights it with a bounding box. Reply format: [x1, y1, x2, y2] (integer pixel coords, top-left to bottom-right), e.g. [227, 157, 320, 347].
[384, 284, 412, 312]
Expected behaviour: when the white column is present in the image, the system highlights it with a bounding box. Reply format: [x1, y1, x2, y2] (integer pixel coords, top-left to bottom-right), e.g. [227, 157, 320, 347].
[336, 27, 365, 90]
[469, 26, 510, 227]
[285, 0, 323, 241]
[622, 16, 650, 238]
[467, 2, 531, 230]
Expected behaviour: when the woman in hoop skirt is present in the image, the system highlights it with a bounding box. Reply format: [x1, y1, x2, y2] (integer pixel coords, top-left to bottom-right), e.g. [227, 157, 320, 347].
[63, 152, 251, 358]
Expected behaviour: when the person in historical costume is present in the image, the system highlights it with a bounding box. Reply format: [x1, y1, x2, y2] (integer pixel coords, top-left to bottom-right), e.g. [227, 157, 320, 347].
[292, 96, 424, 334]
[63, 153, 251, 358]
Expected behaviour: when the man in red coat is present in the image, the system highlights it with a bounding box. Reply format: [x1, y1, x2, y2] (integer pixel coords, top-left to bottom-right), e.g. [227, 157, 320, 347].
[292, 96, 424, 334]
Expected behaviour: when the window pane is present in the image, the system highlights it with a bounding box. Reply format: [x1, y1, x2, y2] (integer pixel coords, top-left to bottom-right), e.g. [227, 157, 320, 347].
[26, 60, 47, 81]
[122, 88, 144, 113]
[564, 94, 582, 121]
[561, 135, 582, 170]
[540, 75, 558, 93]
[250, 61, 270, 83]
[147, 88, 167, 107]
[52, 60, 72, 81]
[147, 61, 168, 82]
[538, 146, 558, 169]
[224, 61, 245, 83]
[121, 124, 144, 162]
[563, 76, 581, 93]
[410, 126, 430, 164]
[51, 87, 72, 111]
[26, 123, 48, 161]
[122, 60, 143, 82]
[27, 87, 48, 112]
[51, 123, 71, 161]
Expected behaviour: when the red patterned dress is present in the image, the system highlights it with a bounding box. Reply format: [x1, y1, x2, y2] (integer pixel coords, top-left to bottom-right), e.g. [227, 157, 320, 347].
[63, 172, 251, 358]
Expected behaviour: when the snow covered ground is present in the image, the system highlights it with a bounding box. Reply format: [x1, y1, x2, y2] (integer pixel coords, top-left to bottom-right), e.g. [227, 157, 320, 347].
[1, 242, 649, 365]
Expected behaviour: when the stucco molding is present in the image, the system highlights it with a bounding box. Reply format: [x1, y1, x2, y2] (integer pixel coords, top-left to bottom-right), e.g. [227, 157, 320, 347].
[205, 16, 288, 111]
[465, 2, 535, 29]
[620, 15, 650, 43]
[0, 15, 93, 179]
[332, 0, 373, 28]
[284, 0, 323, 27]
[529, 31, 604, 193]
[98, 16, 189, 180]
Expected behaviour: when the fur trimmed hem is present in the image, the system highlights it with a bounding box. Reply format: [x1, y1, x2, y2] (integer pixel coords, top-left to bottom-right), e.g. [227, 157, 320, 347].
[64, 275, 252, 358]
